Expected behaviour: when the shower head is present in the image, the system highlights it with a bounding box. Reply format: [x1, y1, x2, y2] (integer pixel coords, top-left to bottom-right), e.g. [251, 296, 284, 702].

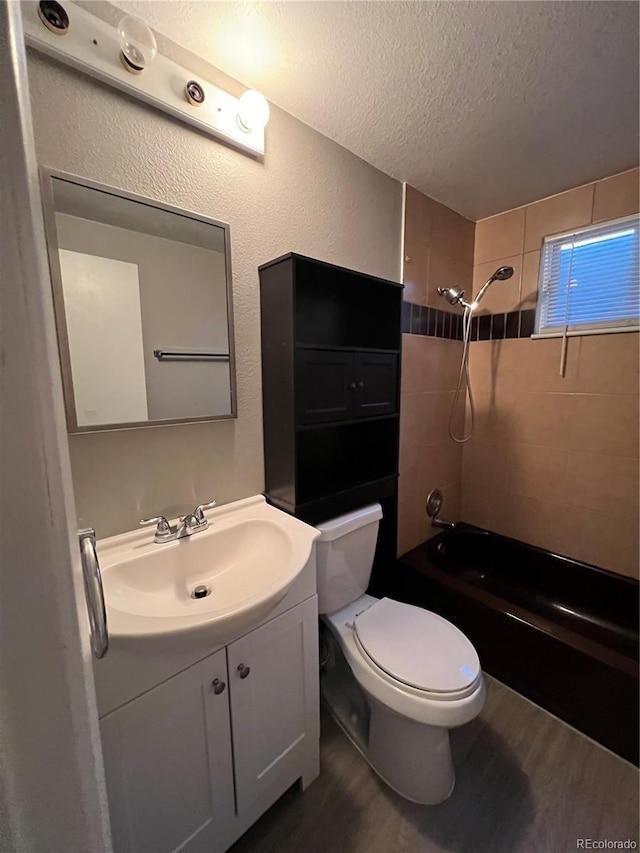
[438, 267, 513, 311]
[490, 266, 515, 282]
[472, 265, 515, 308]
[437, 266, 515, 312]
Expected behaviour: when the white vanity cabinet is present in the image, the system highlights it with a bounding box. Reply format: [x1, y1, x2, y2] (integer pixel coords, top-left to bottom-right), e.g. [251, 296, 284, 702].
[99, 596, 319, 853]
[227, 597, 320, 814]
[100, 647, 235, 853]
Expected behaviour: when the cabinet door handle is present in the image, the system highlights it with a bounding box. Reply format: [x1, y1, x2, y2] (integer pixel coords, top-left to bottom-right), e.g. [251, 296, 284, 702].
[212, 678, 226, 694]
[237, 663, 251, 679]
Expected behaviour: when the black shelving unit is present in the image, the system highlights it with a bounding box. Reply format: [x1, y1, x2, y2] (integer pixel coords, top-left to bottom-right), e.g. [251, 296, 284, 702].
[259, 253, 402, 592]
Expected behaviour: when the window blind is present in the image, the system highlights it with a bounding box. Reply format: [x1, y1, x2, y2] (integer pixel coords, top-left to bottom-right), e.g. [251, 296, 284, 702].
[535, 213, 640, 337]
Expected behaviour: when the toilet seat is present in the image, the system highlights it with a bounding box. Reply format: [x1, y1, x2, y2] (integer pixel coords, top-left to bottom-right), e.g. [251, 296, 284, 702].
[323, 595, 485, 727]
[354, 598, 481, 699]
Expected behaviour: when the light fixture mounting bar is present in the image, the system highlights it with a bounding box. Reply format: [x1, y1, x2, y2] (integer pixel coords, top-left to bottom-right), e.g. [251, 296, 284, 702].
[23, 1, 265, 157]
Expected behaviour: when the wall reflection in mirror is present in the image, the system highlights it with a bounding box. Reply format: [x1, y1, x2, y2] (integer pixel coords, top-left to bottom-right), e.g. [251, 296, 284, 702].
[42, 172, 236, 431]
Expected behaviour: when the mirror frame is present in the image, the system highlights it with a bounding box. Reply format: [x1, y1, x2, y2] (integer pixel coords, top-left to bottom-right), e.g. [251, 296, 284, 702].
[40, 167, 237, 433]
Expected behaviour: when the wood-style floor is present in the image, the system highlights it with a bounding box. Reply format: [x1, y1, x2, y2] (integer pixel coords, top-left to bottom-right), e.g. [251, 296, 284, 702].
[230, 675, 639, 853]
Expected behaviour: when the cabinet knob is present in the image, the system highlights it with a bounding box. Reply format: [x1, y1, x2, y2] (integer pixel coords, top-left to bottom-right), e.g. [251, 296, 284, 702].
[357, 380, 364, 388]
[237, 663, 251, 679]
[212, 678, 226, 694]
[349, 382, 356, 390]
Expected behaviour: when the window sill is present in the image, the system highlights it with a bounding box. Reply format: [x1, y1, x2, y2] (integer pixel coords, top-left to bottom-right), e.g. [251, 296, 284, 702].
[532, 326, 639, 340]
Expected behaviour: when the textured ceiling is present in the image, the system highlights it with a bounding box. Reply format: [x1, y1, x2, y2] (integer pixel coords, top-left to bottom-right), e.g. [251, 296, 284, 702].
[114, 1, 639, 220]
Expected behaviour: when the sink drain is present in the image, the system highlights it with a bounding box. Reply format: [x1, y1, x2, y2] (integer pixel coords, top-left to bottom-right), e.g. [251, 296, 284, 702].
[192, 584, 211, 599]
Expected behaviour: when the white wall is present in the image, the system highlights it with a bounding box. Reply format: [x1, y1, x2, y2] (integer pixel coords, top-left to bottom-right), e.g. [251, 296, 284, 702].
[27, 44, 402, 537]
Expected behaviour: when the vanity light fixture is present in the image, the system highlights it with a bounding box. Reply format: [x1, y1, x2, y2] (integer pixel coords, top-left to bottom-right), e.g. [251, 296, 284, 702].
[185, 79, 206, 107]
[37, 0, 69, 35]
[24, 0, 268, 157]
[117, 15, 157, 75]
[237, 90, 270, 133]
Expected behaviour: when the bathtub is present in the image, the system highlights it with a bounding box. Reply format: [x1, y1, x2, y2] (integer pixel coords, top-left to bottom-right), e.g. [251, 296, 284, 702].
[394, 525, 639, 765]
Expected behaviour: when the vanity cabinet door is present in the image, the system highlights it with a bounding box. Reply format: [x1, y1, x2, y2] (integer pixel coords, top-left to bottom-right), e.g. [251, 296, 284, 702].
[100, 649, 235, 853]
[227, 597, 320, 814]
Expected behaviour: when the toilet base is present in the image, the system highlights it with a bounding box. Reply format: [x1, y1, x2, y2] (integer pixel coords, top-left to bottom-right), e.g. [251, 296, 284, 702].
[367, 695, 455, 804]
[320, 624, 456, 805]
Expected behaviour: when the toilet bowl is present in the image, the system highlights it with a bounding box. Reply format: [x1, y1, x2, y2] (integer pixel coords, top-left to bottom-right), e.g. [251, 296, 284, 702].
[316, 504, 485, 804]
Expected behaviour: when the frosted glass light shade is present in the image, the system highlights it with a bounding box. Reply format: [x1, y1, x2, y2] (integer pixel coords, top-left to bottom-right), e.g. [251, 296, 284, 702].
[237, 90, 270, 132]
[118, 15, 157, 73]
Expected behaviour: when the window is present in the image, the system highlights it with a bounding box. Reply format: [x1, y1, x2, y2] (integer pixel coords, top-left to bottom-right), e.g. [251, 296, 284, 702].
[535, 214, 640, 337]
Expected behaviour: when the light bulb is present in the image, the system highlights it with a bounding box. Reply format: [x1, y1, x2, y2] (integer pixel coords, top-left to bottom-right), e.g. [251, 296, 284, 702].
[118, 15, 157, 74]
[236, 90, 270, 133]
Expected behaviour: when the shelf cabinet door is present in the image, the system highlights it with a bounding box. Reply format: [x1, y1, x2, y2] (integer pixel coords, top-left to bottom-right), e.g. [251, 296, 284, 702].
[295, 349, 354, 424]
[100, 649, 235, 853]
[353, 352, 398, 418]
[227, 597, 320, 814]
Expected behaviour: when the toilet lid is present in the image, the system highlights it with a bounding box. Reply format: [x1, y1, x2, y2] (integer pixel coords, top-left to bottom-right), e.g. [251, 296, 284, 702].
[354, 598, 480, 694]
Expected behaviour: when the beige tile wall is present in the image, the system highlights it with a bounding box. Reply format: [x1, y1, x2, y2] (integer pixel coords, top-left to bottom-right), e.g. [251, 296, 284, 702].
[463, 168, 640, 578]
[398, 187, 474, 555]
[403, 185, 475, 307]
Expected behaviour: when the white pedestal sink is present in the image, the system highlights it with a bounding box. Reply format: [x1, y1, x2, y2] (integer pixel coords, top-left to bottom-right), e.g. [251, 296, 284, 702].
[97, 495, 319, 649]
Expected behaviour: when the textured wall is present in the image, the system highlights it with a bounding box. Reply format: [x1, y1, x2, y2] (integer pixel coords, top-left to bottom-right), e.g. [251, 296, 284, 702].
[27, 53, 402, 537]
[463, 169, 639, 578]
[118, 0, 640, 220]
[398, 187, 474, 555]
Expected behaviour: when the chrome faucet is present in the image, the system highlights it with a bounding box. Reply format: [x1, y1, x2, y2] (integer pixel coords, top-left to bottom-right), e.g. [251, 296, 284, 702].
[140, 500, 217, 544]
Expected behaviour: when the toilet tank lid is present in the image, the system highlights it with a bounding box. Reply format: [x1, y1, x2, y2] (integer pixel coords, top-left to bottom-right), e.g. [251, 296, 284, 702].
[316, 504, 383, 542]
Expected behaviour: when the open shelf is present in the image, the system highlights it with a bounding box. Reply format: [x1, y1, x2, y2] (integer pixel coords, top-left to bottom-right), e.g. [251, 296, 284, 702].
[294, 257, 402, 351]
[296, 418, 399, 505]
[296, 412, 399, 432]
[296, 343, 401, 355]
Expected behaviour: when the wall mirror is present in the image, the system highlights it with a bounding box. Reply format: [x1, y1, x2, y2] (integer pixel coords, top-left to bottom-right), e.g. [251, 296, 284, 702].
[41, 170, 236, 432]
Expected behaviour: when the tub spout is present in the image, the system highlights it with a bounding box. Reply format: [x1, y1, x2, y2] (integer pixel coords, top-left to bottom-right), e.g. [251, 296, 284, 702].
[426, 489, 457, 530]
[431, 516, 456, 530]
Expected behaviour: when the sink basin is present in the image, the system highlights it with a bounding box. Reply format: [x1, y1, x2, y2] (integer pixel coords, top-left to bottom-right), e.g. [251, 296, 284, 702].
[97, 496, 319, 647]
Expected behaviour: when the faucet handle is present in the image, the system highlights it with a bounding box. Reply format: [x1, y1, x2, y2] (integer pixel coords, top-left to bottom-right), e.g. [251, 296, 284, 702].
[193, 500, 216, 524]
[140, 515, 172, 534]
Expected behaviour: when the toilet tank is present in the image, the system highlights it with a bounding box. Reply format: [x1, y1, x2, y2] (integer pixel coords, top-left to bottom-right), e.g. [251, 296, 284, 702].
[315, 504, 383, 615]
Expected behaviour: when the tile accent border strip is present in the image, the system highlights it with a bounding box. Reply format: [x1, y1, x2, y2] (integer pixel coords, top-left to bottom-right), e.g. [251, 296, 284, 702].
[401, 302, 463, 340]
[402, 301, 536, 341]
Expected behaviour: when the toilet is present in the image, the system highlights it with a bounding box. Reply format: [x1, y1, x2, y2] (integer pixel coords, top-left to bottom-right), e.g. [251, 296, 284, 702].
[316, 503, 485, 804]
